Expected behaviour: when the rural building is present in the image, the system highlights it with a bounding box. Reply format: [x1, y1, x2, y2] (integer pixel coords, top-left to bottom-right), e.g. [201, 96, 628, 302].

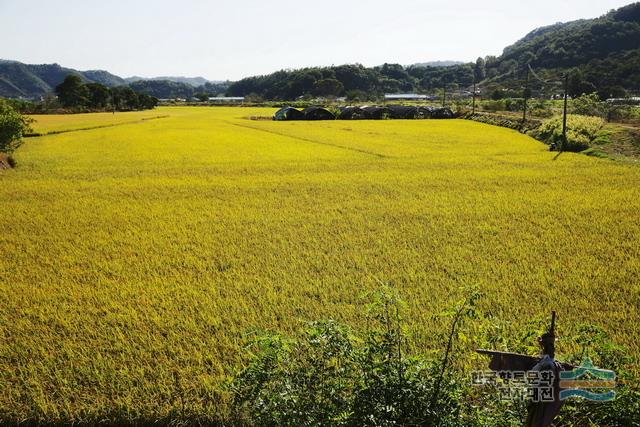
[273, 107, 305, 121]
[208, 96, 245, 104]
[384, 93, 428, 102]
[606, 97, 640, 105]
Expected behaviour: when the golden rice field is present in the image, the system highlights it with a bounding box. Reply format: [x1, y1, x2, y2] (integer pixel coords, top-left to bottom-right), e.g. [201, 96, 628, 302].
[27, 109, 168, 135]
[1, 107, 639, 422]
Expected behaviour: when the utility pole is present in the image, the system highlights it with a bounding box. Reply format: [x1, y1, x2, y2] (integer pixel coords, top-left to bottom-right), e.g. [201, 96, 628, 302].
[562, 73, 569, 150]
[472, 80, 477, 114]
[522, 67, 529, 122]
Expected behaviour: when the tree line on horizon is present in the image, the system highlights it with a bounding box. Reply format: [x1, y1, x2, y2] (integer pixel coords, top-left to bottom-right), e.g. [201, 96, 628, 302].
[53, 75, 158, 112]
[226, 3, 640, 101]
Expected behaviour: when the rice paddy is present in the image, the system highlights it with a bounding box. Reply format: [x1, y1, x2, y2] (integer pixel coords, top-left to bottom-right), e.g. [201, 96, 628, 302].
[1, 106, 639, 422]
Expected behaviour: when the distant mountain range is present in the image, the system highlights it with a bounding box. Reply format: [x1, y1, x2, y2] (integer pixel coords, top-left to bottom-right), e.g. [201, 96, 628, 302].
[0, 60, 125, 98]
[0, 60, 227, 99]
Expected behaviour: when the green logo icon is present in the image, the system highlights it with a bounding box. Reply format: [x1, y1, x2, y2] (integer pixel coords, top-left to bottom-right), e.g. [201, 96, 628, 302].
[559, 357, 616, 401]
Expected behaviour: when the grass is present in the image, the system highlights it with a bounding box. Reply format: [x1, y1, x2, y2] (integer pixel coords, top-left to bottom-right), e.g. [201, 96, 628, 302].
[1, 107, 639, 422]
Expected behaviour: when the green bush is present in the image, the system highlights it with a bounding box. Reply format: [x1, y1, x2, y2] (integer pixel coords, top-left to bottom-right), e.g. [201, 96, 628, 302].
[571, 93, 606, 117]
[532, 114, 607, 152]
[227, 288, 639, 426]
[0, 99, 33, 153]
[480, 100, 506, 112]
[228, 289, 478, 426]
[607, 105, 640, 122]
[529, 99, 554, 118]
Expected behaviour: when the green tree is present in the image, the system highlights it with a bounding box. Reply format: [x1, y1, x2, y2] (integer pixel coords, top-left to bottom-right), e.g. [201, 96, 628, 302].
[86, 83, 110, 109]
[312, 78, 344, 97]
[110, 87, 139, 111]
[195, 92, 209, 102]
[0, 99, 32, 153]
[567, 70, 597, 97]
[345, 89, 369, 102]
[55, 75, 89, 107]
[137, 93, 158, 110]
[572, 93, 605, 117]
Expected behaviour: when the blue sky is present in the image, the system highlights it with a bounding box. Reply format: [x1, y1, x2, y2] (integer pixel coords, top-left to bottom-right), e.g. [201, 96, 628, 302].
[0, 0, 633, 80]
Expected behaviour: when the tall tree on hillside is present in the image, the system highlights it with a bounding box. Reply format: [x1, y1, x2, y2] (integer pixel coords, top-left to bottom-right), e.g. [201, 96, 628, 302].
[55, 75, 89, 107]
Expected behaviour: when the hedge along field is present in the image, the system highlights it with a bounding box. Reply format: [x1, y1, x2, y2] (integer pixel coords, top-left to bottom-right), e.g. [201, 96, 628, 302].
[1, 107, 639, 422]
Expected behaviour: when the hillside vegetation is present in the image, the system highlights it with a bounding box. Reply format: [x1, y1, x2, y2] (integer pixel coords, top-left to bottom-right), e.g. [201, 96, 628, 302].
[1, 107, 638, 423]
[0, 60, 125, 98]
[226, 3, 640, 100]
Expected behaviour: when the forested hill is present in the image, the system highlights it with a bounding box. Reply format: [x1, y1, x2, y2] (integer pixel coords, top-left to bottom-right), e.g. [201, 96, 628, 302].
[0, 60, 231, 100]
[499, 3, 640, 69]
[227, 2, 640, 100]
[0, 60, 125, 98]
[481, 2, 640, 97]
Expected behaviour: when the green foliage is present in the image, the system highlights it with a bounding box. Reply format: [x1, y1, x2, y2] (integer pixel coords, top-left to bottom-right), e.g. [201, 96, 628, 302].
[572, 93, 606, 117]
[533, 114, 607, 151]
[55, 75, 90, 108]
[195, 92, 209, 102]
[229, 288, 475, 426]
[86, 82, 111, 109]
[229, 284, 640, 426]
[0, 99, 32, 153]
[313, 78, 344, 97]
[127, 80, 232, 100]
[226, 63, 475, 100]
[567, 69, 598, 98]
[0, 60, 125, 98]
[555, 324, 640, 426]
[50, 75, 158, 112]
[529, 99, 554, 118]
[480, 5, 640, 100]
[344, 89, 370, 102]
[607, 105, 640, 122]
[128, 79, 194, 99]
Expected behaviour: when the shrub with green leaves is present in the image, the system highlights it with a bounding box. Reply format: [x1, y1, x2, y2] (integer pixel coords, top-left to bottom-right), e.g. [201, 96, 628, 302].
[532, 114, 607, 152]
[0, 99, 32, 153]
[571, 93, 606, 117]
[228, 289, 478, 426]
